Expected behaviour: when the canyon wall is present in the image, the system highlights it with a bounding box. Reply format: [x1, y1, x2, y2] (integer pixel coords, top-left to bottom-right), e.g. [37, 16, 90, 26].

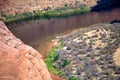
[1, 0, 120, 16]
[0, 21, 52, 80]
[0, 0, 97, 15]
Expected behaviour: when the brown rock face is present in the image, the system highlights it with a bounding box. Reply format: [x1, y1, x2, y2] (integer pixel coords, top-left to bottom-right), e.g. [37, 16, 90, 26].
[0, 21, 52, 80]
[0, 0, 97, 15]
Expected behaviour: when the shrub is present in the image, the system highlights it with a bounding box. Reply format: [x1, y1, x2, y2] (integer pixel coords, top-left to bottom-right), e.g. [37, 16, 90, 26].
[68, 76, 77, 80]
[61, 58, 70, 68]
[45, 40, 63, 75]
[45, 46, 61, 74]
[0, 7, 90, 24]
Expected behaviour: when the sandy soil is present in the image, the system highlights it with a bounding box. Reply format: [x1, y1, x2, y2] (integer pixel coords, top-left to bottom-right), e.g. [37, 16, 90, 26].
[32, 40, 65, 80]
[29, 39, 65, 80]
[113, 47, 120, 66]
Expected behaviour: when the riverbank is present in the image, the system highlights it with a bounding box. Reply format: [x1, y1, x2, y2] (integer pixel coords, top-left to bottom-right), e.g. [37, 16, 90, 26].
[0, 0, 97, 15]
[0, 7, 90, 24]
[45, 22, 120, 80]
[7, 7, 120, 44]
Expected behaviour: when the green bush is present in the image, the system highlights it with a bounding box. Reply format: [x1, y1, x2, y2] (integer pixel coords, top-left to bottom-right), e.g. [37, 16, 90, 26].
[62, 58, 70, 68]
[0, 7, 90, 24]
[45, 40, 63, 75]
[68, 76, 77, 80]
[45, 46, 61, 74]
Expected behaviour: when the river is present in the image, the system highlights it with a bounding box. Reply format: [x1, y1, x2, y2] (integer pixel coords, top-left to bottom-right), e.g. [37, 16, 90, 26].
[7, 8, 120, 57]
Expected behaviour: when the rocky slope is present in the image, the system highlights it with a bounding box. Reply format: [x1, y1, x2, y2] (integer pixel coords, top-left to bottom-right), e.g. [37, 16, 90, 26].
[1, 0, 120, 16]
[0, 0, 97, 15]
[0, 21, 52, 80]
[51, 23, 120, 80]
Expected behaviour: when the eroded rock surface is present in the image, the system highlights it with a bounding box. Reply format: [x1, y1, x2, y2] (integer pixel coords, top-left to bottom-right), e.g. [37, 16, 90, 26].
[0, 0, 97, 15]
[0, 21, 52, 80]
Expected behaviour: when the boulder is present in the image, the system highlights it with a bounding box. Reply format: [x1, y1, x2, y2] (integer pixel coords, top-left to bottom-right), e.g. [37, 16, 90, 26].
[0, 21, 52, 80]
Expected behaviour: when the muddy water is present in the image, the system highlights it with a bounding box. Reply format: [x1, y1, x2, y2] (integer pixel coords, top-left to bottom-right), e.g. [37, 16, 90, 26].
[7, 8, 120, 57]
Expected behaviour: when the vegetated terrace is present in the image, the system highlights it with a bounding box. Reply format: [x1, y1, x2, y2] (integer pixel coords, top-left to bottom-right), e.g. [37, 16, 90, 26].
[45, 22, 120, 80]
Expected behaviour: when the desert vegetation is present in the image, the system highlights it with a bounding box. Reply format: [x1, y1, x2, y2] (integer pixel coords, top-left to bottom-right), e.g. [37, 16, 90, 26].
[0, 7, 90, 24]
[45, 22, 120, 80]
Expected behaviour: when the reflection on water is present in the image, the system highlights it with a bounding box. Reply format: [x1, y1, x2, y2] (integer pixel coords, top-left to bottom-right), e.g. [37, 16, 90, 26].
[7, 8, 120, 57]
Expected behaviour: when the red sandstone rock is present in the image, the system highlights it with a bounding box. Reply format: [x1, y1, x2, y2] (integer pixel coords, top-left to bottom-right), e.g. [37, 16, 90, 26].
[0, 0, 97, 16]
[0, 21, 52, 80]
